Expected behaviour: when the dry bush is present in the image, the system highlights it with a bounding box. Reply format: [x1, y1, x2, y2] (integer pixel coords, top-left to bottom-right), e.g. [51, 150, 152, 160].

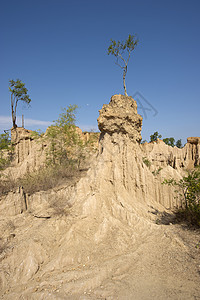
[18, 162, 86, 195]
[0, 174, 17, 196]
[0, 161, 88, 197]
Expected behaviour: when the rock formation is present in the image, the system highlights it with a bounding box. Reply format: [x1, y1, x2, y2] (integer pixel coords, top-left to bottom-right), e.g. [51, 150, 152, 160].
[9, 127, 46, 177]
[142, 138, 200, 170]
[98, 94, 142, 142]
[0, 95, 200, 299]
[4, 126, 99, 179]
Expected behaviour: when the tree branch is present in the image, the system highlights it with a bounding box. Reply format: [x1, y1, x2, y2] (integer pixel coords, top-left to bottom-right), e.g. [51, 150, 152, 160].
[115, 61, 124, 69]
[118, 53, 127, 65]
[126, 50, 131, 65]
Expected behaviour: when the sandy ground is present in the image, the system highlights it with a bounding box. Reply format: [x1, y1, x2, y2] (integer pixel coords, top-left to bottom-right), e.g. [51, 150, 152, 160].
[0, 208, 200, 300]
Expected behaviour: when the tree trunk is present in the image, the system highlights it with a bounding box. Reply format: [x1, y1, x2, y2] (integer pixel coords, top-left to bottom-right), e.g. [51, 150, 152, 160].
[123, 66, 128, 96]
[12, 109, 17, 128]
[11, 94, 17, 128]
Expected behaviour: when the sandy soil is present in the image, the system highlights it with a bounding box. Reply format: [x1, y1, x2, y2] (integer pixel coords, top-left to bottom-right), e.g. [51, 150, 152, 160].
[0, 208, 200, 300]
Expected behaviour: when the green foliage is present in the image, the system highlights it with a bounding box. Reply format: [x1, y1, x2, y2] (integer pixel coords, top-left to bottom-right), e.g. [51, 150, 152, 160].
[0, 158, 9, 170]
[163, 137, 175, 147]
[30, 129, 44, 139]
[0, 132, 10, 150]
[9, 79, 31, 128]
[54, 105, 77, 128]
[45, 105, 87, 167]
[176, 139, 182, 148]
[108, 34, 138, 96]
[150, 131, 162, 142]
[163, 167, 200, 226]
[152, 167, 162, 176]
[149, 132, 183, 148]
[142, 157, 151, 168]
[108, 34, 138, 57]
[0, 132, 13, 170]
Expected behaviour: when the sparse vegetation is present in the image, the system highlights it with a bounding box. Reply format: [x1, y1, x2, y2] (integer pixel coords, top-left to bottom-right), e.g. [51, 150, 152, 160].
[0, 161, 89, 196]
[45, 105, 89, 168]
[163, 137, 175, 147]
[149, 132, 183, 148]
[0, 105, 98, 196]
[142, 157, 151, 168]
[152, 167, 162, 176]
[176, 139, 183, 148]
[0, 132, 11, 150]
[0, 158, 10, 171]
[163, 166, 200, 226]
[9, 79, 31, 128]
[108, 34, 138, 96]
[141, 139, 147, 144]
[150, 131, 162, 142]
[0, 132, 14, 170]
[0, 173, 17, 195]
[18, 163, 86, 195]
[31, 129, 44, 139]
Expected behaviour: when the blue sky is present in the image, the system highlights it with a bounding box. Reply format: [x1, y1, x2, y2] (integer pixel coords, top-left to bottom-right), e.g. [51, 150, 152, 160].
[1, 0, 200, 143]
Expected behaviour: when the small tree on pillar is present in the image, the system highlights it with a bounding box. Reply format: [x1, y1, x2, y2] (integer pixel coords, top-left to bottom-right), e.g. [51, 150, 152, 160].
[9, 79, 31, 128]
[108, 34, 138, 96]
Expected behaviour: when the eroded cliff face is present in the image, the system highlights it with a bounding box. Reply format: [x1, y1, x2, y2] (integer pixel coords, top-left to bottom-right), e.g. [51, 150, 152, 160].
[96, 95, 184, 210]
[5, 126, 99, 179]
[142, 138, 200, 170]
[0, 95, 200, 299]
[9, 127, 46, 177]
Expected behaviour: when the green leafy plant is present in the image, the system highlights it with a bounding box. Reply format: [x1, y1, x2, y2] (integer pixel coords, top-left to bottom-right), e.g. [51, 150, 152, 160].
[0, 158, 9, 170]
[45, 105, 88, 168]
[142, 157, 151, 168]
[163, 167, 200, 226]
[0, 132, 14, 170]
[0, 132, 11, 150]
[163, 137, 175, 147]
[150, 131, 162, 142]
[31, 129, 44, 139]
[176, 139, 182, 148]
[108, 34, 138, 96]
[152, 167, 162, 176]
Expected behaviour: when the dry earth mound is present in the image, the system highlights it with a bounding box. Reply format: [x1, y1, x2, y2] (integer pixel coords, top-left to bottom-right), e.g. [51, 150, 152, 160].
[0, 95, 200, 299]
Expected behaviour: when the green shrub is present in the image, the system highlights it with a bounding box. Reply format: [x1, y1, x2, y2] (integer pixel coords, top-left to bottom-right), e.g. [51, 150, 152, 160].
[0, 132, 14, 170]
[150, 132, 162, 142]
[142, 157, 151, 168]
[163, 137, 175, 147]
[0, 132, 11, 150]
[152, 167, 162, 176]
[0, 158, 10, 170]
[44, 105, 89, 168]
[30, 129, 44, 139]
[176, 139, 182, 148]
[163, 166, 200, 226]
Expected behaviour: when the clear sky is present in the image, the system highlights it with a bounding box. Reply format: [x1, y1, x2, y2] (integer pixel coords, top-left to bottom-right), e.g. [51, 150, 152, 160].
[1, 0, 200, 143]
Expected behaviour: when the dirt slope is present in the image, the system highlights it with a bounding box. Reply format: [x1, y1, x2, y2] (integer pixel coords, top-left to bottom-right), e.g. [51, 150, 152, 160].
[0, 94, 200, 299]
